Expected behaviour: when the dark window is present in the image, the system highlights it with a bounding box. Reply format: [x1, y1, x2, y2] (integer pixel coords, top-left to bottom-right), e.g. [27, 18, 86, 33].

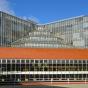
[44, 60, 47, 63]
[49, 60, 52, 64]
[57, 60, 60, 64]
[35, 60, 38, 63]
[83, 60, 86, 64]
[12, 60, 15, 63]
[57, 74, 61, 78]
[40, 75, 43, 78]
[66, 60, 69, 64]
[53, 60, 56, 64]
[17, 60, 20, 63]
[74, 60, 77, 64]
[7, 60, 10, 64]
[21, 60, 25, 63]
[26, 60, 29, 63]
[70, 60, 73, 64]
[35, 75, 39, 78]
[2, 60, 6, 64]
[40, 60, 43, 63]
[62, 60, 65, 64]
[79, 60, 82, 64]
[44, 75, 48, 78]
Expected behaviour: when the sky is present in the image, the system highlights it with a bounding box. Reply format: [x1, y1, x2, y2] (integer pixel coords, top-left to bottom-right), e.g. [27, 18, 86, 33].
[0, 0, 88, 23]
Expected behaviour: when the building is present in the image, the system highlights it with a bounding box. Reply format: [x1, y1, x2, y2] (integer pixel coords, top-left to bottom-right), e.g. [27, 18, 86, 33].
[0, 11, 37, 47]
[0, 11, 88, 85]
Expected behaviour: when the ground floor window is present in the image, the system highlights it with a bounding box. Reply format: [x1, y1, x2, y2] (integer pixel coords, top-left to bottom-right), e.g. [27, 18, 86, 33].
[0, 59, 88, 82]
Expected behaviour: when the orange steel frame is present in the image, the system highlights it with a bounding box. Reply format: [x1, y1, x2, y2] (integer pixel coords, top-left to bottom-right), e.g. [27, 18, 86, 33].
[0, 47, 87, 59]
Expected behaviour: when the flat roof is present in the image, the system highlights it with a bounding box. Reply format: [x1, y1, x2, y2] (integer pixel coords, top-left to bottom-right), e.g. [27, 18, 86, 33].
[0, 48, 88, 59]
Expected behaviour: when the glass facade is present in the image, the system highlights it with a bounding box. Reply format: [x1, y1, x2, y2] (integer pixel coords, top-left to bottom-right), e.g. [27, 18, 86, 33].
[11, 16, 88, 48]
[0, 59, 88, 83]
[0, 11, 37, 47]
[1, 12, 88, 48]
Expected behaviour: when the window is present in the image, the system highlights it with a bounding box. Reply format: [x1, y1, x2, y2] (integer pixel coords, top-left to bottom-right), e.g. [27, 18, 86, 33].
[44, 60, 47, 63]
[62, 60, 65, 64]
[66, 60, 69, 64]
[77, 60, 82, 64]
[17, 60, 20, 63]
[70, 60, 73, 64]
[83, 60, 86, 64]
[57, 60, 61, 64]
[2, 60, 6, 64]
[7, 60, 10, 64]
[49, 60, 52, 64]
[83, 23, 88, 28]
[35, 60, 38, 63]
[21, 60, 25, 63]
[26, 60, 29, 63]
[40, 60, 43, 63]
[74, 60, 77, 64]
[53, 60, 56, 64]
[12, 60, 15, 63]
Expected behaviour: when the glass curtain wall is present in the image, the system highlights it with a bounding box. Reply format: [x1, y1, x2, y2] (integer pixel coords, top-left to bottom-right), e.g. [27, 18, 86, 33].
[0, 59, 88, 83]
[37, 16, 88, 48]
[0, 11, 36, 47]
[12, 16, 88, 48]
[1, 11, 88, 48]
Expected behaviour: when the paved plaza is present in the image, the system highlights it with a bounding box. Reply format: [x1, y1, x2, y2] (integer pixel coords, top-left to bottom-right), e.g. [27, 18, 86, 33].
[0, 84, 88, 88]
[0, 85, 67, 88]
